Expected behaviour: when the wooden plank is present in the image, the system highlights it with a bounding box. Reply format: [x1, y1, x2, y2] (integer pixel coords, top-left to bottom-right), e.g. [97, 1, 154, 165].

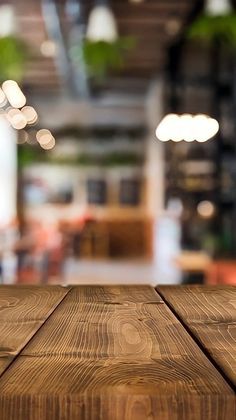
[0, 285, 69, 377]
[65, 284, 164, 303]
[0, 286, 234, 420]
[158, 285, 236, 388]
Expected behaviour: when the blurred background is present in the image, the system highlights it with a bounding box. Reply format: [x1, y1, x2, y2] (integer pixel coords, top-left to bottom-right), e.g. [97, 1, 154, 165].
[0, 0, 236, 286]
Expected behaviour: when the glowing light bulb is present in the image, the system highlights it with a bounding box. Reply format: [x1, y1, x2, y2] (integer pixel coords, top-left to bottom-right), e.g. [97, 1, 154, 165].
[197, 201, 215, 218]
[36, 129, 52, 145]
[2, 80, 26, 109]
[6, 108, 27, 130]
[207, 117, 219, 140]
[168, 114, 182, 142]
[155, 113, 219, 143]
[193, 114, 219, 142]
[40, 136, 56, 150]
[40, 40, 57, 57]
[179, 114, 195, 142]
[156, 114, 180, 142]
[36, 129, 56, 150]
[21, 106, 38, 125]
[155, 120, 170, 141]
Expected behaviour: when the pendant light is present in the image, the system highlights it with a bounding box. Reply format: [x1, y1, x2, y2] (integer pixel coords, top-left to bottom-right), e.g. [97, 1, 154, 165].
[205, 0, 232, 15]
[86, 1, 118, 43]
[155, 114, 219, 143]
[0, 5, 15, 37]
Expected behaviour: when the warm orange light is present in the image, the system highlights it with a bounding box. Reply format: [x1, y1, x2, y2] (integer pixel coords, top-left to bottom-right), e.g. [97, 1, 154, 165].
[197, 201, 215, 218]
[6, 108, 27, 130]
[40, 136, 56, 150]
[36, 129, 56, 150]
[40, 40, 57, 57]
[36, 129, 52, 144]
[21, 106, 38, 125]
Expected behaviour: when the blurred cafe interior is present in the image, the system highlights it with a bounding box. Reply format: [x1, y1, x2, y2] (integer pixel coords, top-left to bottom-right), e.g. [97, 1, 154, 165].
[0, 0, 236, 286]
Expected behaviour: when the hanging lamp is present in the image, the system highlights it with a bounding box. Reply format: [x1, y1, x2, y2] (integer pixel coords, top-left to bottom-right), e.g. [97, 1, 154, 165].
[86, 1, 118, 43]
[205, 0, 232, 15]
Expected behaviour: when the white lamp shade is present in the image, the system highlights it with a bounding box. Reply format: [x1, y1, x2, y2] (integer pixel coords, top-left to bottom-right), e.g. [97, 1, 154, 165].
[0, 116, 17, 227]
[205, 0, 232, 15]
[0, 5, 15, 37]
[86, 5, 118, 42]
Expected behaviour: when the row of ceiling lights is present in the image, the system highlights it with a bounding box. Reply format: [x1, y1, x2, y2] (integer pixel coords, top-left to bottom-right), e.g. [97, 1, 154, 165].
[0, 80, 55, 150]
[154, 0, 231, 144]
[156, 113, 219, 143]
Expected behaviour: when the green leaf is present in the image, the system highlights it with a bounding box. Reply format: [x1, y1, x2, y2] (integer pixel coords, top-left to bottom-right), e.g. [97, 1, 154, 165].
[70, 37, 135, 80]
[188, 13, 236, 48]
[0, 36, 27, 82]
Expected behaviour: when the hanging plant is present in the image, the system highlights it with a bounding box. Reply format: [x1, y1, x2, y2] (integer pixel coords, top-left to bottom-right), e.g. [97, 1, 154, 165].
[54, 125, 146, 141]
[0, 36, 27, 82]
[188, 13, 236, 47]
[70, 37, 135, 81]
[18, 144, 143, 168]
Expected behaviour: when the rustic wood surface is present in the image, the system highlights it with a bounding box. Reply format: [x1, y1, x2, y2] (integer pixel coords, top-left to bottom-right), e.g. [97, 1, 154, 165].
[0, 285, 235, 420]
[158, 285, 236, 389]
[0, 285, 69, 377]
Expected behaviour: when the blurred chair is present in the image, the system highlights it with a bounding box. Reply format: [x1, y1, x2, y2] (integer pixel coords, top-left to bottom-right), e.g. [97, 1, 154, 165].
[79, 221, 109, 259]
[206, 261, 236, 285]
[174, 251, 211, 284]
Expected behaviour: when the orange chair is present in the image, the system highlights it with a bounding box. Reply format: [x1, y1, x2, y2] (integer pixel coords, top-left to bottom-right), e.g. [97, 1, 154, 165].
[206, 261, 236, 285]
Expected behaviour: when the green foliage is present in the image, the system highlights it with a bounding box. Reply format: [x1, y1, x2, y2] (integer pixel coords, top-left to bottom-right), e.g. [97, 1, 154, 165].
[0, 36, 27, 82]
[70, 37, 135, 80]
[54, 125, 146, 141]
[18, 145, 41, 168]
[49, 151, 143, 167]
[101, 152, 142, 166]
[188, 14, 236, 47]
[18, 144, 143, 168]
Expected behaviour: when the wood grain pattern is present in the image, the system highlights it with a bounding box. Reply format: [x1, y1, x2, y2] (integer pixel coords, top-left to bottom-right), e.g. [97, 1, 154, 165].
[0, 285, 69, 376]
[158, 285, 236, 388]
[64, 284, 164, 303]
[0, 285, 234, 420]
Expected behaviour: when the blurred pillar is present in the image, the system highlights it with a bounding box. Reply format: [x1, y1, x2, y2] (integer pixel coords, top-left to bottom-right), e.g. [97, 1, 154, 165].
[0, 116, 17, 227]
[145, 78, 164, 219]
[145, 80, 181, 284]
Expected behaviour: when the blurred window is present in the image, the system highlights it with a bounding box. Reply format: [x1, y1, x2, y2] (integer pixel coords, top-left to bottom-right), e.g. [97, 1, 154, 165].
[119, 179, 141, 206]
[87, 179, 107, 205]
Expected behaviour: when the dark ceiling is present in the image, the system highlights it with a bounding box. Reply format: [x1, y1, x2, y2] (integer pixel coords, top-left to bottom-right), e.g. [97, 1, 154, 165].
[11, 0, 199, 96]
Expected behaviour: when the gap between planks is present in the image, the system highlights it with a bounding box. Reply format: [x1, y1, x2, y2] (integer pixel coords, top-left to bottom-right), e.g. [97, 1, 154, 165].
[0, 286, 72, 381]
[155, 287, 236, 394]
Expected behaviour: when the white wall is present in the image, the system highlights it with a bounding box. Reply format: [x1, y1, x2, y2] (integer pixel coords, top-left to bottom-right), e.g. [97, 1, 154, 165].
[0, 116, 17, 227]
[145, 79, 165, 217]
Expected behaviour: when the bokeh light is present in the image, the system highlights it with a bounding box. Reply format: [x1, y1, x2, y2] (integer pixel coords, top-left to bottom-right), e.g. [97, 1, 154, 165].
[2, 80, 26, 109]
[197, 200, 216, 218]
[6, 108, 27, 130]
[156, 113, 219, 142]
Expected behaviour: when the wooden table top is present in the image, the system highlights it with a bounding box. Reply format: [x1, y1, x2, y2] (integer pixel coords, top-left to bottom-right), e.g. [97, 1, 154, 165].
[0, 285, 235, 420]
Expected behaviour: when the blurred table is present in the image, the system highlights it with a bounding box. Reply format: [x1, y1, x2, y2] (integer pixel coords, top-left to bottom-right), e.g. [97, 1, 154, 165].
[174, 251, 211, 272]
[0, 285, 235, 419]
